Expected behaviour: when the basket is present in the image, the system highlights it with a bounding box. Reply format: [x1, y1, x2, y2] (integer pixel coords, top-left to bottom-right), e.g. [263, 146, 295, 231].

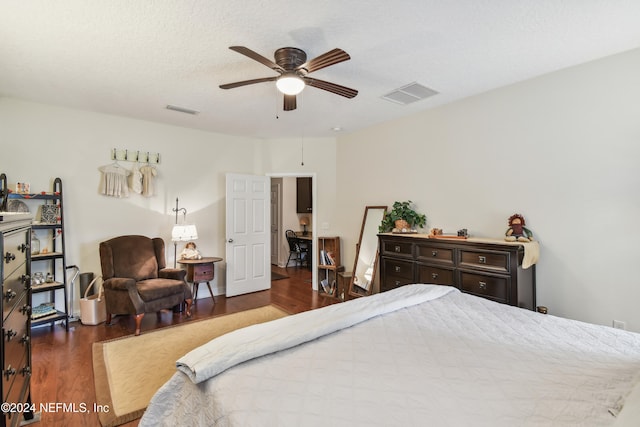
[79, 276, 107, 325]
[394, 219, 411, 230]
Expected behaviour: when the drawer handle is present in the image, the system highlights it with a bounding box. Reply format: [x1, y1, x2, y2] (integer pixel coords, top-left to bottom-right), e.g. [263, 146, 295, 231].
[21, 274, 30, 287]
[432, 250, 438, 257]
[394, 266, 401, 272]
[478, 281, 487, 290]
[394, 245, 401, 253]
[20, 304, 31, 316]
[19, 335, 30, 346]
[3, 366, 16, 381]
[478, 256, 487, 264]
[395, 280, 401, 286]
[5, 329, 17, 341]
[4, 251, 16, 263]
[3, 289, 16, 302]
[21, 366, 31, 377]
[19, 243, 28, 253]
[431, 273, 438, 279]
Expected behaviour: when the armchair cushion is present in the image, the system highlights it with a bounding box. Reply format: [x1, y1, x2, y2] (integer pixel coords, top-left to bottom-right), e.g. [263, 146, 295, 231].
[136, 278, 189, 302]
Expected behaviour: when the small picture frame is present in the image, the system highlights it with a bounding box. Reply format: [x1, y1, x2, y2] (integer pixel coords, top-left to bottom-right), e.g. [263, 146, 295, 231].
[16, 182, 30, 194]
[40, 204, 60, 224]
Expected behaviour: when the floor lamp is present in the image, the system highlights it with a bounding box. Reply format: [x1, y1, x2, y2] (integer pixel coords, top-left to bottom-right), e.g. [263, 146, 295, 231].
[171, 197, 198, 268]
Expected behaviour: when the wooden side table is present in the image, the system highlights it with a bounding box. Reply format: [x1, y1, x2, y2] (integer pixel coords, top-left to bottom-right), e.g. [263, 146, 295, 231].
[177, 257, 223, 303]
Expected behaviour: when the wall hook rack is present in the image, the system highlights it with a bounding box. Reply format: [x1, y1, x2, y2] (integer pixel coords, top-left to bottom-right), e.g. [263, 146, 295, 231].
[111, 148, 160, 164]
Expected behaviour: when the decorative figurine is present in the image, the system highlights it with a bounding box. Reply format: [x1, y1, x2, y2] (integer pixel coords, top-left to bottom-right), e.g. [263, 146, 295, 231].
[505, 213, 533, 242]
[180, 241, 202, 260]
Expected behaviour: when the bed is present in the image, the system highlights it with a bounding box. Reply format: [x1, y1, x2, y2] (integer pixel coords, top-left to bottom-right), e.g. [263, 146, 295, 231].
[140, 285, 640, 426]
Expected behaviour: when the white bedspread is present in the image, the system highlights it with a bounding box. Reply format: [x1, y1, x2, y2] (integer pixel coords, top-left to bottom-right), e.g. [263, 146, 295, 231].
[141, 285, 640, 427]
[176, 283, 454, 384]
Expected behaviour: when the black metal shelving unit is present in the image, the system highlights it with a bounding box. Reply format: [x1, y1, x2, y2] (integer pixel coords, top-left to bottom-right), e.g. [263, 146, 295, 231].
[9, 178, 69, 330]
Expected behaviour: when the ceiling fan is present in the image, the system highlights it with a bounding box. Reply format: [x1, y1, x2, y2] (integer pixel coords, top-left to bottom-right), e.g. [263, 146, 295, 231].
[219, 46, 358, 111]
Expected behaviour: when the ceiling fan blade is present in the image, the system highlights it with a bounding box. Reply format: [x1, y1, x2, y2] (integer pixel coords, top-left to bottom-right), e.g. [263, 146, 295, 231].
[283, 94, 297, 111]
[304, 77, 358, 99]
[229, 46, 285, 73]
[219, 76, 277, 89]
[297, 48, 351, 74]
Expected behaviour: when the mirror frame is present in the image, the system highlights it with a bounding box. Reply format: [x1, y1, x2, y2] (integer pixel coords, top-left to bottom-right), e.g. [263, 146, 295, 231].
[348, 205, 387, 298]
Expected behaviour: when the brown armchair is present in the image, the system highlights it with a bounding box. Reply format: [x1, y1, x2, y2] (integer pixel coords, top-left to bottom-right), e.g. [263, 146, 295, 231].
[99, 235, 193, 335]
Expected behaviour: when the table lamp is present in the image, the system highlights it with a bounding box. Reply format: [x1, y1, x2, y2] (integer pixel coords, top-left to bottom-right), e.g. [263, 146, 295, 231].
[300, 216, 309, 235]
[172, 197, 198, 267]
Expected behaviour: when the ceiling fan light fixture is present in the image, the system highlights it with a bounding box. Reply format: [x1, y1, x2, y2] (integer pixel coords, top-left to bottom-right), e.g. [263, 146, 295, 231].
[276, 74, 305, 95]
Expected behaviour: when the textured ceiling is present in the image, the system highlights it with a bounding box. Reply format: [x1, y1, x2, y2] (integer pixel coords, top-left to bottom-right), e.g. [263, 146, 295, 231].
[2, 1, 640, 139]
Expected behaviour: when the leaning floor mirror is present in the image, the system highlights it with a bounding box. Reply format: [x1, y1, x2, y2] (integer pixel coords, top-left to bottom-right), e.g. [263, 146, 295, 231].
[349, 205, 387, 298]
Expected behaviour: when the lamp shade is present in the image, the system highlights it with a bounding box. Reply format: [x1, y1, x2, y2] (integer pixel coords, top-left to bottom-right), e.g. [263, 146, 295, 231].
[172, 224, 198, 242]
[299, 216, 309, 226]
[276, 74, 305, 95]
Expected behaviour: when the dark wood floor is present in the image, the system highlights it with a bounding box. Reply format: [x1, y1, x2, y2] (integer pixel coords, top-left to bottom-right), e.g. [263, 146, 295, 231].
[28, 265, 337, 427]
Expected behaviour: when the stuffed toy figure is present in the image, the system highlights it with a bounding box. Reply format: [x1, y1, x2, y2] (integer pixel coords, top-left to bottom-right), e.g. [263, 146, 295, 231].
[505, 213, 533, 242]
[180, 241, 202, 260]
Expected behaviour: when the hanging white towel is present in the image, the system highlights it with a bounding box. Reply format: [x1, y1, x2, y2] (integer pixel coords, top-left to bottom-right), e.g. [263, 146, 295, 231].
[99, 164, 130, 198]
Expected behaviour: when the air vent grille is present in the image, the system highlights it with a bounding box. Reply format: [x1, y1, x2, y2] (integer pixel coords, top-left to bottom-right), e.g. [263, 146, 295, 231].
[381, 82, 438, 105]
[166, 105, 200, 115]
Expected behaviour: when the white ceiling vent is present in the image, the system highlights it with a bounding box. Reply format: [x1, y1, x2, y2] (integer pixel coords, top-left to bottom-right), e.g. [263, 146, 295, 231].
[381, 82, 438, 105]
[166, 104, 200, 115]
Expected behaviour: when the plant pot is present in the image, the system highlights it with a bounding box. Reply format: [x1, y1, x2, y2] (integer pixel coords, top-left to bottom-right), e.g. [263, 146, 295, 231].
[395, 219, 410, 230]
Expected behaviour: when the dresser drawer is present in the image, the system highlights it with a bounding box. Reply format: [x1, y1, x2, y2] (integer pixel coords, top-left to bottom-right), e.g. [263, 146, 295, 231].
[381, 274, 413, 292]
[3, 350, 29, 417]
[380, 239, 413, 259]
[415, 243, 454, 265]
[3, 370, 30, 427]
[193, 264, 214, 282]
[2, 268, 28, 322]
[459, 250, 510, 273]
[460, 272, 509, 304]
[2, 228, 28, 281]
[383, 258, 413, 280]
[417, 264, 455, 286]
[2, 291, 29, 402]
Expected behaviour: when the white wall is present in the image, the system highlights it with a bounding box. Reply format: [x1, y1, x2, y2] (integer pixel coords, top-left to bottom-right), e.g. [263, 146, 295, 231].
[1, 99, 340, 313]
[336, 47, 640, 331]
[260, 137, 339, 274]
[1, 98, 258, 312]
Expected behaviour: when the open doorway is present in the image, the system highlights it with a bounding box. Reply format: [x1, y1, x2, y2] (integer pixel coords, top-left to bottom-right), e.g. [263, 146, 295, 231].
[268, 173, 317, 291]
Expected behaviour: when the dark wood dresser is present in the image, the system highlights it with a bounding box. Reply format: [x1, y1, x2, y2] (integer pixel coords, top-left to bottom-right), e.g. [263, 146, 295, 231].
[1, 214, 34, 427]
[378, 233, 537, 310]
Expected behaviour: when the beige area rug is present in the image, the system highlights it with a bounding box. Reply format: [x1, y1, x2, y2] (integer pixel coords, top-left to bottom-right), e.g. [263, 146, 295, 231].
[92, 305, 290, 427]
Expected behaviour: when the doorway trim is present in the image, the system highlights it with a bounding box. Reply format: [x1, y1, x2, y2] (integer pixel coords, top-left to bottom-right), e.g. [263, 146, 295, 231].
[267, 172, 318, 292]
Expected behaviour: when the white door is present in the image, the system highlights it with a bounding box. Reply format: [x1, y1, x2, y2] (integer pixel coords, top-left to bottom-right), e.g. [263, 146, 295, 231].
[225, 173, 271, 297]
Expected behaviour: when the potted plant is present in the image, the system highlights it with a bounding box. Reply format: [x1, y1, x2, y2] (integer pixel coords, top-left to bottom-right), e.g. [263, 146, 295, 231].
[379, 200, 427, 233]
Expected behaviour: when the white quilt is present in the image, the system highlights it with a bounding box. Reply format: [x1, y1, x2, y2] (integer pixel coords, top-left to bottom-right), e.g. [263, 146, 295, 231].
[140, 285, 640, 427]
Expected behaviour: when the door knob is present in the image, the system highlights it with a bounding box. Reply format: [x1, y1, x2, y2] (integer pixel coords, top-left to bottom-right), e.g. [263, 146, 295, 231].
[228, 239, 234, 243]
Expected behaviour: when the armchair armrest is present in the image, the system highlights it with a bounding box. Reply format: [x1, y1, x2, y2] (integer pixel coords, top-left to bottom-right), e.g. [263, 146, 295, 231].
[159, 268, 186, 281]
[103, 277, 137, 291]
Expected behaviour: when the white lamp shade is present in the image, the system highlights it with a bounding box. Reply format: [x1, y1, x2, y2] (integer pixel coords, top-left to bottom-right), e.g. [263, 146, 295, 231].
[172, 224, 198, 242]
[276, 74, 305, 95]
